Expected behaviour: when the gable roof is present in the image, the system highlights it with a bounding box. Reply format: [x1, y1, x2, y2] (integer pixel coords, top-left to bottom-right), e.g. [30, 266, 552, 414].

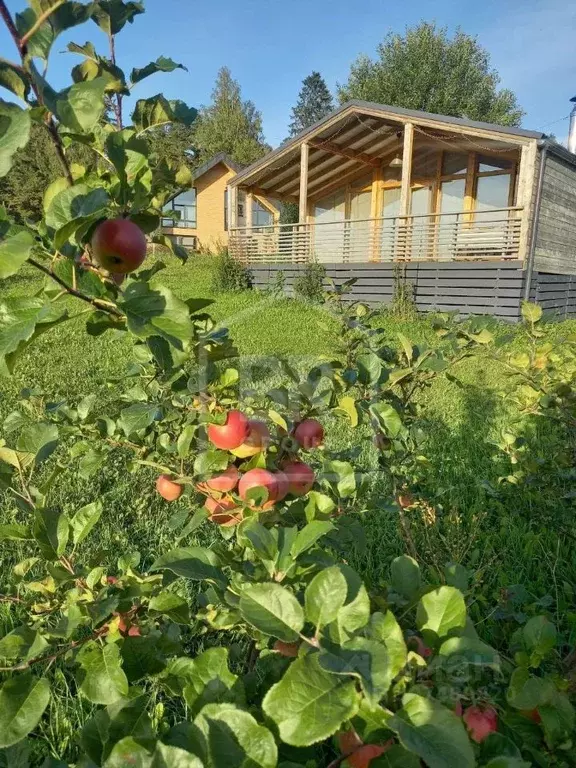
[231, 101, 544, 190]
[193, 152, 244, 181]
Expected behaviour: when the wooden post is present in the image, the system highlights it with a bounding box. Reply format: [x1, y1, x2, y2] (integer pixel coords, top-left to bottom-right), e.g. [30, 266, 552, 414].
[299, 142, 309, 223]
[229, 185, 238, 229]
[370, 165, 382, 261]
[517, 141, 537, 263]
[245, 190, 253, 230]
[398, 123, 414, 260]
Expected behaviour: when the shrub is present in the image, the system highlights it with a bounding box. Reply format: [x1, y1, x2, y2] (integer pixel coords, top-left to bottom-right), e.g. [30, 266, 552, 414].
[390, 263, 417, 319]
[293, 262, 326, 302]
[211, 248, 253, 292]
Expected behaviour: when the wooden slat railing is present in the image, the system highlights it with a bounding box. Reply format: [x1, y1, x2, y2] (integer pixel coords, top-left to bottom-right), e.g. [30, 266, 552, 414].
[229, 207, 523, 264]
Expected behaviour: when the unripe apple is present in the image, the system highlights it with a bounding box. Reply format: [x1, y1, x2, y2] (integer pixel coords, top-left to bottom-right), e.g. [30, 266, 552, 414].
[91, 218, 147, 274]
[207, 410, 249, 450]
[204, 496, 242, 526]
[273, 640, 299, 657]
[238, 468, 279, 505]
[206, 466, 240, 493]
[274, 471, 290, 501]
[293, 418, 324, 450]
[156, 474, 183, 501]
[230, 420, 271, 458]
[463, 705, 498, 743]
[282, 461, 315, 496]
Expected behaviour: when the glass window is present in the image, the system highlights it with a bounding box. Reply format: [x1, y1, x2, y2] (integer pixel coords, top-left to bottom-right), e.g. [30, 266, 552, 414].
[442, 152, 468, 176]
[350, 190, 371, 220]
[381, 187, 401, 218]
[475, 174, 511, 222]
[477, 154, 514, 173]
[315, 191, 346, 222]
[410, 186, 432, 216]
[252, 199, 273, 227]
[163, 189, 196, 228]
[439, 178, 466, 218]
[412, 146, 438, 179]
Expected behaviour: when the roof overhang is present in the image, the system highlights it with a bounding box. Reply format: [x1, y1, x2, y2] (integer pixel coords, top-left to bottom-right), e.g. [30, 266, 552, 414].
[229, 101, 544, 201]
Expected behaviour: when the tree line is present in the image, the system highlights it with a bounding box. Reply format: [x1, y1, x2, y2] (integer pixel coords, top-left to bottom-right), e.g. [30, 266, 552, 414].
[0, 22, 524, 222]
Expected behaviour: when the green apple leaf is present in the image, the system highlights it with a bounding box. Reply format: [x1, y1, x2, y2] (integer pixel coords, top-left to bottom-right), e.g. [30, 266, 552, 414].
[119, 282, 194, 348]
[194, 703, 277, 768]
[305, 565, 348, 628]
[70, 501, 103, 545]
[150, 547, 225, 584]
[77, 641, 129, 705]
[319, 637, 392, 705]
[130, 57, 187, 85]
[0, 62, 30, 101]
[389, 693, 475, 768]
[390, 555, 421, 600]
[416, 586, 466, 639]
[91, 1, 145, 35]
[56, 77, 107, 133]
[0, 673, 50, 748]
[0, 100, 31, 177]
[239, 583, 304, 642]
[367, 611, 408, 679]
[263, 654, 359, 746]
[438, 636, 500, 670]
[15, 2, 95, 61]
[0, 230, 35, 280]
[118, 403, 161, 436]
[0, 298, 68, 376]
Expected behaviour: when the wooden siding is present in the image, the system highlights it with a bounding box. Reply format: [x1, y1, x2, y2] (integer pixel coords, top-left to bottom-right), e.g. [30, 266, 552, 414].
[195, 164, 236, 251]
[534, 153, 576, 276]
[529, 271, 576, 318]
[250, 261, 525, 320]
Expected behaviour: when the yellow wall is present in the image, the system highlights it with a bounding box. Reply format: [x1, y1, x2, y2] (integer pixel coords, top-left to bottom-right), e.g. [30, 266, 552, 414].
[163, 162, 234, 252]
[163, 161, 279, 252]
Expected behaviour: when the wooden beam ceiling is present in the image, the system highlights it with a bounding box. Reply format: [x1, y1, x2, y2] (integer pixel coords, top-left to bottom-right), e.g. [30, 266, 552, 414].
[308, 140, 381, 167]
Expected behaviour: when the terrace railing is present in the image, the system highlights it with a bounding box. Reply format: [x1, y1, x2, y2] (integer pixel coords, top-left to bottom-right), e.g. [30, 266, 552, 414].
[229, 207, 523, 264]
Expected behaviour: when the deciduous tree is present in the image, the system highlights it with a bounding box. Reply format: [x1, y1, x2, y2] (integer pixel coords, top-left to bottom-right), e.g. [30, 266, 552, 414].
[338, 22, 523, 126]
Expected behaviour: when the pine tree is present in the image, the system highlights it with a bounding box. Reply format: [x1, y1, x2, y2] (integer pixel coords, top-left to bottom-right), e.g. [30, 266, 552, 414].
[193, 67, 270, 166]
[338, 23, 523, 127]
[288, 72, 334, 138]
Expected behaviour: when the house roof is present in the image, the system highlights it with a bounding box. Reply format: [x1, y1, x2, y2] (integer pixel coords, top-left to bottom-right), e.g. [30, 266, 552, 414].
[193, 152, 244, 181]
[230, 101, 546, 197]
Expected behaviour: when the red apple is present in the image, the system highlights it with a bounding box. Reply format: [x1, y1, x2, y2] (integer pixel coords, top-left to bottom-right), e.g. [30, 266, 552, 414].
[230, 420, 271, 458]
[204, 496, 242, 526]
[463, 705, 498, 743]
[274, 471, 290, 501]
[282, 461, 315, 496]
[348, 745, 390, 768]
[521, 708, 542, 724]
[273, 640, 300, 657]
[207, 410, 249, 450]
[206, 466, 240, 493]
[238, 468, 279, 505]
[156, 474, 183, 502]
[338, 729, 363, 756]
[409, 635, 432, 658]
[293, 418, 324, 450]
[91, 218, 147, 274]
[454, 701, 463, 717]
[397, 492, 415, 509]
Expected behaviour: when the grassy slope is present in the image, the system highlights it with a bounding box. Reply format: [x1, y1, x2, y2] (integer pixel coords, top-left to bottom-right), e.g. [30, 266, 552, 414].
[1, 253, 575, 760]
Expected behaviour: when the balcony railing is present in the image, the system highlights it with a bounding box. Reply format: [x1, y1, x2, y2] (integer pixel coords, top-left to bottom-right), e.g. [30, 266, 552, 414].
[229, 207, 523, 264]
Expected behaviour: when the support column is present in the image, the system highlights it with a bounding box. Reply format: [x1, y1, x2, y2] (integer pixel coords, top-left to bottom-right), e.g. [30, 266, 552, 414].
[229, 185, 238, 229]
[398, 123, 414, 260]
[517, 141, 538, 264]
[298, 143, 309, 223]
[370, 165, 382, 261]
[245, 190, 253, 230]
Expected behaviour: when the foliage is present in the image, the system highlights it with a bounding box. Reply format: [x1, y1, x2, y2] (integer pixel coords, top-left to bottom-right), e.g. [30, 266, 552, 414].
[390, 264, 417, 320]
[338, 22, 524, 127]
[287, 71, 334, 138]
[293, 263, 326, 303]
[147, 123, 197, 175]
[193, 67, 270, 166]
[211, 248, 253, 292]
[0, 3, 575, 767]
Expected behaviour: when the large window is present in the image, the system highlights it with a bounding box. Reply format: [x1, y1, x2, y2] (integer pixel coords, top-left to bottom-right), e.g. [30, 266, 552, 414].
[162, 188, 197, 228]
[252, 198, 274, 227]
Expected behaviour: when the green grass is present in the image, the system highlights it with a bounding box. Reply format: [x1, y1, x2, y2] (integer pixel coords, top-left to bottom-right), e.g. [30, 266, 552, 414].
[1, 252, 576, 762]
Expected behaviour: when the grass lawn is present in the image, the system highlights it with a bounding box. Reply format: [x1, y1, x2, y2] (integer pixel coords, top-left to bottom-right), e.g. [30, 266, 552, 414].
[1, 252, 575, 761]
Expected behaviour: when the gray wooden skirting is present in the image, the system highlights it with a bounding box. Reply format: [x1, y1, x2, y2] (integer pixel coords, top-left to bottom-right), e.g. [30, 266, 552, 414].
[529, 272, 576, 319]
[249, 261, 527, 320]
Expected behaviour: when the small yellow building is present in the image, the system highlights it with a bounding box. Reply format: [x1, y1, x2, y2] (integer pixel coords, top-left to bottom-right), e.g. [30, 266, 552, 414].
[162, 152, 279, 253]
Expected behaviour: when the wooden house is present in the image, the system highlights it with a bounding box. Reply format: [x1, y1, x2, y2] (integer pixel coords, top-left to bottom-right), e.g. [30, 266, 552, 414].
[162, 152, 280, 253]
[226, 102, 576, 319]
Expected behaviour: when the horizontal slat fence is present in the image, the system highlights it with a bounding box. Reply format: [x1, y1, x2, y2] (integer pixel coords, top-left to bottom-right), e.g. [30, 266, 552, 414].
[250, 261, 526, 320]
[529, 272, 576, 318]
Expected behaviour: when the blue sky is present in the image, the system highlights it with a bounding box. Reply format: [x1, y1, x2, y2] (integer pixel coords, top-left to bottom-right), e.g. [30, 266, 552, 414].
[2, 0, 575, 146]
